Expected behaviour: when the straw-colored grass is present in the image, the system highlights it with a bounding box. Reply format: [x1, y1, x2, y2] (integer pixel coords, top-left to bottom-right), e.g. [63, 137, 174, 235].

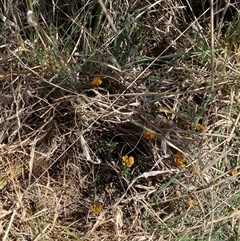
[0, 0, 239, 240]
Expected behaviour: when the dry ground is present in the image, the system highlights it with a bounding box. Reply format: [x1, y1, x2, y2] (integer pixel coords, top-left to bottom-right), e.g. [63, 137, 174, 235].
[0, 0, 240, 240]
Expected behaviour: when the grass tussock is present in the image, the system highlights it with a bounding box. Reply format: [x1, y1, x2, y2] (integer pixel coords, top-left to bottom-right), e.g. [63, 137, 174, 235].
[0, 0, 240, 240]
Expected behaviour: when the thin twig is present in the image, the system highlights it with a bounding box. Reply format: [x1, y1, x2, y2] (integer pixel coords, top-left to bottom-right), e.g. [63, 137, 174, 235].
[3, 209, 16, 241]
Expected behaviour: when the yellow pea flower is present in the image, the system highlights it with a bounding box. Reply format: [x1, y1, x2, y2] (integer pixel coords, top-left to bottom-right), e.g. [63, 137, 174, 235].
[122, 155, 134, 168]
[195, 123, 205, 133]
[188, 198, 194, 208]
[231, 169, 237, 176]
[91, 202, 102, 213]
[174, 153, 185, 168]
[91, 77, 102, 86]
[142, 130, 155, 140]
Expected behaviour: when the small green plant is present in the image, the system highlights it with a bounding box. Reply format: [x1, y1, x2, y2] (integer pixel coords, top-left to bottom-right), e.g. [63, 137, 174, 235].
[98, 140, 118, 155]
[120, 165, 132, 179]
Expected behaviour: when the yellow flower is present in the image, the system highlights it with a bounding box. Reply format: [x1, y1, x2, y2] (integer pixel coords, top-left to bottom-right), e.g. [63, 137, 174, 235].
[195, 123, 205, 133]
[122, 155, 134, 168]
[91, 77, 102, 86]
[174, 153, 185, 168]
[142, 130, 155, 140]
[188, 198, 194, 208]
[231, 169, 237, 176]
[91, 202, 102, 213]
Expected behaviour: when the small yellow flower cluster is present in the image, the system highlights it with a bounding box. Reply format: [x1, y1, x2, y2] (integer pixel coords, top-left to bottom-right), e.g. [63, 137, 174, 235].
[231, 169, 237, 176]
[91, 77, 102, 87]
[174, 153, 185, 168]
[188, 198, 194, 208]
[91, 202, 102, 213]
[195, 123, 205, 133]
[122, 155, 134, 168]
[142, 130, 155, 140]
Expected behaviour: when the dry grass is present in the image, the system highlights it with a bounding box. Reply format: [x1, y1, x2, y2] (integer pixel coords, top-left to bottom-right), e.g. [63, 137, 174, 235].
[0, 0, 240, 240]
